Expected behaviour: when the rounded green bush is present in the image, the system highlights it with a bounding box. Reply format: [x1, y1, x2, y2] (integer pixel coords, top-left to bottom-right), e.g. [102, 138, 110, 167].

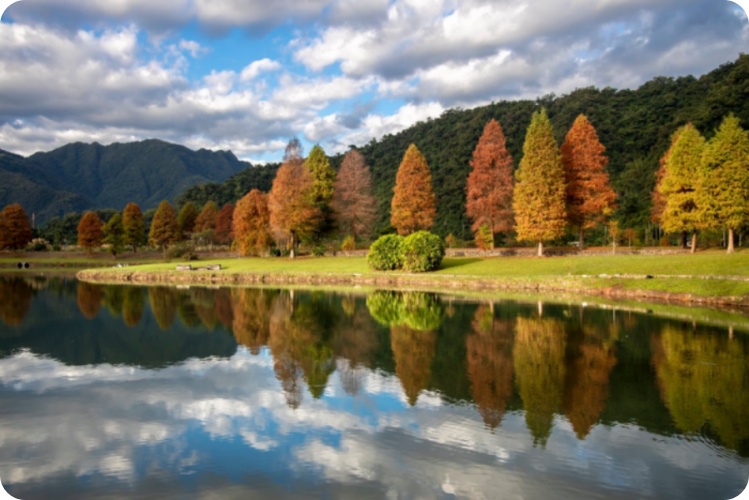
[401, 231, 445, 272]
[367, 234, 404, 270]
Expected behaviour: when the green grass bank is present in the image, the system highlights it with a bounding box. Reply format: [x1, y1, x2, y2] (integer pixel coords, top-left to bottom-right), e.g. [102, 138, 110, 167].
[74, 249, 749, 308]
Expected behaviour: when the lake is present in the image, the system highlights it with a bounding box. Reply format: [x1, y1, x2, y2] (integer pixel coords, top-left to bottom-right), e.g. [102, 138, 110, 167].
[0, 275, 747, 499]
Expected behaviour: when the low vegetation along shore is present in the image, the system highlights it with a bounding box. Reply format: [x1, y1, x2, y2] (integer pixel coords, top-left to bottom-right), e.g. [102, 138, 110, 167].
[73, 249, 749, 308]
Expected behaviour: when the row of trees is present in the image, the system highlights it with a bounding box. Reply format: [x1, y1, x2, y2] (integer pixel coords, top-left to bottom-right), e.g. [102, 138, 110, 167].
[652, 115, 749, 253]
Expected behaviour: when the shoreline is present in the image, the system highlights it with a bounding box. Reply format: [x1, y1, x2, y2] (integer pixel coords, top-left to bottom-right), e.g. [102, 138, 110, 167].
[76, 268, 749, 309]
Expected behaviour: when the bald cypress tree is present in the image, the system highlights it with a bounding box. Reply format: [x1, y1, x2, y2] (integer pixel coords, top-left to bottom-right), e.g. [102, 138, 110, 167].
[149, 200, 180, 255]
[700, 115, 749, 254]
[513, 109, 567, 256]
[561, 114, 616, 249]
[466, 119, 514, 249]
[391, 144, 436, 235]
[657, 124, 705, 253]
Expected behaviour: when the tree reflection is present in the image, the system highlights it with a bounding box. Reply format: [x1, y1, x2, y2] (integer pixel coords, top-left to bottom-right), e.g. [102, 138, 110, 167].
[191, 288, 218, 330]
[514, 316, 566, 447]
[652, 325, 749, 454]
[367, 291, 444, 406]
[333, 297, 377, 396]
[76, 282, 104, 319]
[268, 292, 338, 407]
[0, 277, 34, 326]
[103, 285, 125, 318]
[561, 313, 618, 439]
[466, 305, 515, 429]
[232, 288, 275, 354]
[122, 287, 144, 327]
[214, 288, 234, 330]
[148, 286, 178, 330]
[177, 291, 201, 327]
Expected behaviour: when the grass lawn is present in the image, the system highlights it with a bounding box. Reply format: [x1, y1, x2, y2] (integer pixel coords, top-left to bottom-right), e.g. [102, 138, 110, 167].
[75, 248, 749, 299]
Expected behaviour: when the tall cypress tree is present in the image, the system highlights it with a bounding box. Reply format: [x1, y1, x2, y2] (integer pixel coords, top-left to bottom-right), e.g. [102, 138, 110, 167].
[561, 114, 616, 249]
[391, 144, 436, 235]
[513, 109, 567, 256]
[149, 200, 180, 255]
[466, 119, 514, 249]
[657, 124, 705, 253]
[122, 202, 146, 253]
[700, 114, 749, 254]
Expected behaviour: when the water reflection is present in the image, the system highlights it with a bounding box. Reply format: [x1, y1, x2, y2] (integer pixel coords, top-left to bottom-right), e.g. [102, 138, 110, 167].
[0, 277, 748, 499]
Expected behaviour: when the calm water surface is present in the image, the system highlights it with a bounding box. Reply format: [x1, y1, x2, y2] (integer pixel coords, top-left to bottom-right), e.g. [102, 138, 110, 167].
[0, 275, 747, 499]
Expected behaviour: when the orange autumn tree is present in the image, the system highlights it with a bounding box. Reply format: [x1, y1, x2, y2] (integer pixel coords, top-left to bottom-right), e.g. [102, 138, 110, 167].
[513, 109, 567, 256]
[77, 211, 104, 253]
[149, 200, 180, 255]
[466, 119, 514, 249]
[331, 149, 377, 243]
[214, 203, 235, 244]
[561, 114, 616, 248]
[194, 200, 218, 233]
[391, 144, 436, 235]
[1, 204, 33, 250]
[233, 189, 272, 256]
[269, 154, 322, 258]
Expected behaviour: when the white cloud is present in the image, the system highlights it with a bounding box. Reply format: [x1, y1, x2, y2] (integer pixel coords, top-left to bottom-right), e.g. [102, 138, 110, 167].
[239, 58, 281, 82]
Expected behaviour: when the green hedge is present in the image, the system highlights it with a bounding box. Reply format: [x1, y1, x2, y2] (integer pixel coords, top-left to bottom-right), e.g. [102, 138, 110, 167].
[367, 234, 404, 270]
[401, 231, 445, 272]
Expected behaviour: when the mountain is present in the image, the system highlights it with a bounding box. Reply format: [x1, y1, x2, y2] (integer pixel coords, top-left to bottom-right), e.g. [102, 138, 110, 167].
[0, 139, 249, 224]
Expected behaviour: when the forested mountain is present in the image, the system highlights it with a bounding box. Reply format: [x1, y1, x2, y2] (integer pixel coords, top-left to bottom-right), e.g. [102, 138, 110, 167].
[179, 54, 749, 242]
[0, 139, 248, 224]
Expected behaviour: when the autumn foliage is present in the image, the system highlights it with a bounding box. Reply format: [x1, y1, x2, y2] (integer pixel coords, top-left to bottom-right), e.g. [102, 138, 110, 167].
[123, 202, 146, 252]
[194, 200, 218, 233]
[269, 160, 321, 257]
[561, 114, 616, 247]
[149, 200, 180, 252]
[391, 144, 436, 235]
[512, 109, 567, 256]
[214, 203, 235, 244]
[233, 189, 272, 256]
[77, 211, 104, 253]
[0, 203, 33, 250]
[331, 149, 377, 241]
[466, 119, 514, 247]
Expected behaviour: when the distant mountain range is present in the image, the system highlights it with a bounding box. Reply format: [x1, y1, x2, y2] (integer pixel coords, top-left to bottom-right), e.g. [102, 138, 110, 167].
[0, 139, 249, 224]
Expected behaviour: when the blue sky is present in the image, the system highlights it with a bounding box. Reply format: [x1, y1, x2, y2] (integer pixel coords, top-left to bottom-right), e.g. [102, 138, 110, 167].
[0, 0, 747, 163]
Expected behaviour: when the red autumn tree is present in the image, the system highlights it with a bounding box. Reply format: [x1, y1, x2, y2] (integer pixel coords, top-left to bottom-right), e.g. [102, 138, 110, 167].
[269, 159, 322, 258]
[77, 211, 104, 253]
[233, 189, 272, 256]
[561, 114, 616, 248]
[148, 200, 180, 254]
[466, 119, 515, 248]
[214, 203, 235, 245]
[391, 144, 436, 235]
[512, 109, 567, 256]
[331, 149, 377, 242]
[0, 203, 33, 250]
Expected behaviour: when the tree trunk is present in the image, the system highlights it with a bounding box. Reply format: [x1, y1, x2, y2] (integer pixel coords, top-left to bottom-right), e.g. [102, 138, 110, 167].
[689, 231, 697, 254]
[289, 232, 296, 259]
[727, 227, 735, 254]
[578, 228, 585, 250]
[537, 241, 544, 257]
[681, 231, 687, 249]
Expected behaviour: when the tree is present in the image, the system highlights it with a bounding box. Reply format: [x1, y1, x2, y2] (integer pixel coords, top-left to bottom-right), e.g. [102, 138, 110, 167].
[177, 202, 199, 240]
[561, 114, 616, 248]
[651, 130, 683, 228]
[103, 212, 125, 258]
[656, 124, 705, 253]
[305, 144, 336, 209]
[391, 144, 437, 235]
[233, 189, 272, 256]
[149, 200, 180, 255]
[194, 200, 218, 233]
[77, 211, 103, 254]
[1, 204, 33, 250]
[513, 109, 567, 256]
[331, 149, 377, 242]
[466, 119, 514, 248]
[214, 203, 235, 245]
[122, 203, 146, 253]
[699, 114, 749, 254]
[269, 159, 322, 258]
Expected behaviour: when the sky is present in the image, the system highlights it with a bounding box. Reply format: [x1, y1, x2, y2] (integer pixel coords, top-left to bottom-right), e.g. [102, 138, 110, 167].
[0, 0, 747, 164]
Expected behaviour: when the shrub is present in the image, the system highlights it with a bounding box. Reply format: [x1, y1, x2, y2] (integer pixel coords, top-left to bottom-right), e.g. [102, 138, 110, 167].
[341, 235, 356, 252]
[166, 241, 196, 261]
[312, 244, 326, 257]
[444, 233, 456, 248]
[401, 231, 445, 272]
[367, 234, 404, 270]
[474, 223, 493, 250]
